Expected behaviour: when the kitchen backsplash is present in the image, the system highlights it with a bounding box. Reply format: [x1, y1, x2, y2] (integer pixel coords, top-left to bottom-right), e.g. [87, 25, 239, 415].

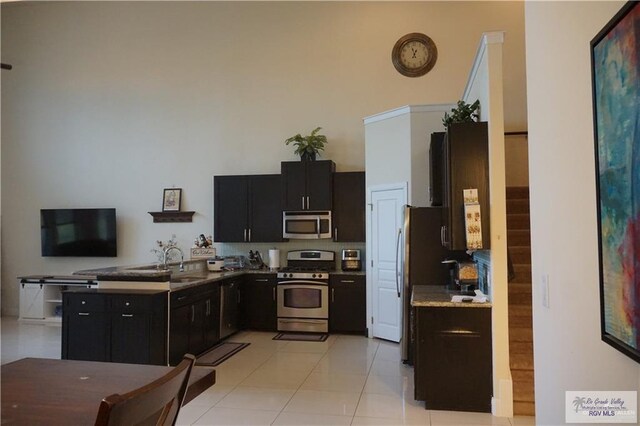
[473, 250, 491, 296]
[216, 241, 366, 269]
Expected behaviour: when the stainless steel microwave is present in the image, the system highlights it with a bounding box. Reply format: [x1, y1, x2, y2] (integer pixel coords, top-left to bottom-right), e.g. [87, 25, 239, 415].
[283, 211, 332, 239]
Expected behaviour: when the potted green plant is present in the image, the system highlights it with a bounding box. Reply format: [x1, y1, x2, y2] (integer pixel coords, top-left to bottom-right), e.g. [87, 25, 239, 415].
[285, 127, 328, 161]
[442, 100, 480, 128]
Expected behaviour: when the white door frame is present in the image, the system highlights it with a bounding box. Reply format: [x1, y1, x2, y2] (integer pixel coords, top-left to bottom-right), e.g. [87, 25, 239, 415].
[366, 182, 408, 339]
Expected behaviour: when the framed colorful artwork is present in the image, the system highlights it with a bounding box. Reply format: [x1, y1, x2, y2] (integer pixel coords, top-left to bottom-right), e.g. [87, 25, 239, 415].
[591, 1, 640, 363]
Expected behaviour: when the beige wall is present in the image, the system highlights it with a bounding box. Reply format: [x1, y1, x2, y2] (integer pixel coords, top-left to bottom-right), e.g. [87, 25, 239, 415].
[1, 1, 526, 316]
[526, 1, 640, 424]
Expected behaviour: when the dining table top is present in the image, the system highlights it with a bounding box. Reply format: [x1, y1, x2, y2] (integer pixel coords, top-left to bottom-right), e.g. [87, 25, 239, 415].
[1, 357, 216, 425]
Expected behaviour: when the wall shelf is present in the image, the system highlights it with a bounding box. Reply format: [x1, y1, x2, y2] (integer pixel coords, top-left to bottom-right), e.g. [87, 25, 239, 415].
[148, 211, 195, 223]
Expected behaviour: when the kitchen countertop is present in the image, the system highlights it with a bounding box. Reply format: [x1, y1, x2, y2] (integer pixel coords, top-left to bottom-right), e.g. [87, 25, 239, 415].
[411, 285, 491, 308]
[72, 262, 365, 292]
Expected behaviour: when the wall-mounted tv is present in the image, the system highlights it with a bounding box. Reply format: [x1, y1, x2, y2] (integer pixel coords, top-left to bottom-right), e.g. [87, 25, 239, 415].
[40, 208, 117, 257]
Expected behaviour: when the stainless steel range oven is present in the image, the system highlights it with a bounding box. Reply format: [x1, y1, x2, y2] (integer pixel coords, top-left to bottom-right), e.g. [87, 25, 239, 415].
[276, 250, 335, 333]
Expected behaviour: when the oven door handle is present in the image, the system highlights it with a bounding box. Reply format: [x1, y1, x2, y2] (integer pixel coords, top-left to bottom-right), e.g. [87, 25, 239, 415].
[278, 281, 328, 286]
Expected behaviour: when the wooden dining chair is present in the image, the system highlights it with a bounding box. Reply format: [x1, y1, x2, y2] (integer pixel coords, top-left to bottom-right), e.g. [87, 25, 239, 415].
[94, 354, 196, 426]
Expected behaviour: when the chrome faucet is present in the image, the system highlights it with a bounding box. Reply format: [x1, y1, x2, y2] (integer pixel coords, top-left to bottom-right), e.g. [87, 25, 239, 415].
[163, 246, 185, 272]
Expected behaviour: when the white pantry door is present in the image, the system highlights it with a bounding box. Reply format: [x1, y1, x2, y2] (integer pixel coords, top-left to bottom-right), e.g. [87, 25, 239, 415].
[369, 184, 406, 342]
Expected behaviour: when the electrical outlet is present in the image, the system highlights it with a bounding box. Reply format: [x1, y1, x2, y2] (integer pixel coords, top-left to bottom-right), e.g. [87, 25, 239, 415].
[541, 274, 550, 308]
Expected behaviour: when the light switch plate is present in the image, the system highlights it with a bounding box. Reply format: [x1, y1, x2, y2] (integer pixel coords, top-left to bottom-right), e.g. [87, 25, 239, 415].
[541, 274, 550, 308]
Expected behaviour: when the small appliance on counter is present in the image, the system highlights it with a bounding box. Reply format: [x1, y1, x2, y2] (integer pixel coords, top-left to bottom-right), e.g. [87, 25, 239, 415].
[223, 255, 245, 270]
[455, 261, 479, 293]
[246, 250, 265, 270]
[206, 257, 225, 272]
[341, 249, 362, 271]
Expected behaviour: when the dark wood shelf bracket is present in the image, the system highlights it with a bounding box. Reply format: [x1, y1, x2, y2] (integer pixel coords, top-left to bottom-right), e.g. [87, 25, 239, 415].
[148, 211, 195, 223]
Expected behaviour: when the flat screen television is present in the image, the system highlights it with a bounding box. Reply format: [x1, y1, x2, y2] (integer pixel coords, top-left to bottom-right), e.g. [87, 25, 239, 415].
[40, 208, 117, 257]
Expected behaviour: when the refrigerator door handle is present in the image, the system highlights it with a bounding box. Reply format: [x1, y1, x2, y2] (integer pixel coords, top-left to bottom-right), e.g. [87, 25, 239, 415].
[395, 227, 402, 298]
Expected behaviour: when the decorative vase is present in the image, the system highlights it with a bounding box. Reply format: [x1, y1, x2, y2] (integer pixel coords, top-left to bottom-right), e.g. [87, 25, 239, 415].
[301, 151, 316, 161]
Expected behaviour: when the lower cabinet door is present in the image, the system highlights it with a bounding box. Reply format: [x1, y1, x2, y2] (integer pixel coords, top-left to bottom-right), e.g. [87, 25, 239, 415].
[329, 276, 366, 334]
[63, 311, 110, 362]
[242, 281, 277, 331]
[169, 304, 192, 365]
[204, 290, 220, 349]
[110, 312, 151, 364]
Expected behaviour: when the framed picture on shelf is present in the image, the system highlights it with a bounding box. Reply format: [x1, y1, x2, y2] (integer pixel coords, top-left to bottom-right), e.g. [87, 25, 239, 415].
[591, 1, 640, 363]
[162, 188, 182, 212]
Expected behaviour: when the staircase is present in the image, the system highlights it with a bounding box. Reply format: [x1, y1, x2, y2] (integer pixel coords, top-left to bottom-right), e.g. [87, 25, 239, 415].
[506, 186, 535, 416]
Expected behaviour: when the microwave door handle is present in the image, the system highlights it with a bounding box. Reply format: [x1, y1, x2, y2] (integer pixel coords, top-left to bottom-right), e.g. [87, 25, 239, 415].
[317, 217, 321, 238]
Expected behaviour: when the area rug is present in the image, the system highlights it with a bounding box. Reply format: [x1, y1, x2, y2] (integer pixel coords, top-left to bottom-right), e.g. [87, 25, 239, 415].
[195, 342, 250, 366]
[272, 333, 328, 342]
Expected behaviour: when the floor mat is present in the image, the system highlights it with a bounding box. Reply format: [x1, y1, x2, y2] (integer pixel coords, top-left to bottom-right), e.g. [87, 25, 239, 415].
[195, 342, 250, 366]
[272, 333, 328, 342]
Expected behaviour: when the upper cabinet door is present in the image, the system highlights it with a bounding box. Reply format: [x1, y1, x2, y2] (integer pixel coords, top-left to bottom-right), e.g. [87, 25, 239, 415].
[333, 171, 365, 242]
[305, 160, 335, 210]
[281, 162, 307, 210]
[249, 174, 284, 242]
[442, 122, 490, 250]
[214, 176, 249, 242]
[281, 160, 335, 211]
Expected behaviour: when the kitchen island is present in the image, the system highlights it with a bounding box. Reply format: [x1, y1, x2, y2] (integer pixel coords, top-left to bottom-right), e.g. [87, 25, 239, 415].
[411, 285, 492, 413]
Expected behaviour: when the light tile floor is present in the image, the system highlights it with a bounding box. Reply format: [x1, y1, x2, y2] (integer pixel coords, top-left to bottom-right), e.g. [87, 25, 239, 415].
[0, 317, 536, 425]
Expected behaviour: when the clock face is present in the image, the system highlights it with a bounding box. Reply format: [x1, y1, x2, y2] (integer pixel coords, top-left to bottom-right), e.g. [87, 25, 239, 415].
[400, 40, 430, 70]
[392, 33, 438, 77]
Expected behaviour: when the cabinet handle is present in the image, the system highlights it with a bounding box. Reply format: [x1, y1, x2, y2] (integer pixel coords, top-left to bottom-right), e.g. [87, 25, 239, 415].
[78, 312, 90, 316]
[306, 196, 310, 210]
[191, 305, 195, 323]
[121, 314, 133, 318]
[244, 228, 248, 242]
[255, 279, 269, 282]
[334, 227, 338, 242]
[302, 196, 305, 210]
[206, 299, 210, 316]
[273, 287, 276, 301]
[248, 228, 251, 242]
[341, 280, 355, 283]
[331, 288, 335, 303]
[177, 295, 187, 301]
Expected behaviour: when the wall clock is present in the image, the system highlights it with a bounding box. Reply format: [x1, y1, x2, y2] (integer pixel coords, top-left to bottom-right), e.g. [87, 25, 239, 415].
[392, 32, 438, 77]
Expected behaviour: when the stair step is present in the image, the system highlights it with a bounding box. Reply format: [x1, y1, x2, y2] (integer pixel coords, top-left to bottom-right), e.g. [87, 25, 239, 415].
[513, 400, 536, 416]
[509, 341, 533, 370]
[509, 305, 533, 328]
[507, 214, 531, 230]
[507, 199, 530, 215]
[511, 264, 532, 284]
[508, 229, 531, 247]
[506, 186, 530, 199]
[510, 246, 531, 265]
[509, 327, 533, 343]
[509, 284, 532, 305]
[512, 369, 535, 401]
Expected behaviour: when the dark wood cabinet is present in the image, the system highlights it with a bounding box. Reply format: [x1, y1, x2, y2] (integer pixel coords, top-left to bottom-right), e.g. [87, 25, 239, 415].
[441, 122, 490, 250]
[169, 284, 220, 365]
[329, 274, 366, 334]
[414, 306, 492, 412]
[281, 160, 335, 211]
[332, 172, 365, 242]
[241, 274, 277, 331]
[214, 174, 283, 243]
[62, 290, 167, 365]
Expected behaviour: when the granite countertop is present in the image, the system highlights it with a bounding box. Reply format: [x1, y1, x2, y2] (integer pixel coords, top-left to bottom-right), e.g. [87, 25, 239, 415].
[72, 261, 365, 292]
[411, 285, 491, 308]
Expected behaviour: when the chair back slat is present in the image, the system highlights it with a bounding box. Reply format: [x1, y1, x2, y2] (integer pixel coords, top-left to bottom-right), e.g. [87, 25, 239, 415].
[95, 354, 196, 426]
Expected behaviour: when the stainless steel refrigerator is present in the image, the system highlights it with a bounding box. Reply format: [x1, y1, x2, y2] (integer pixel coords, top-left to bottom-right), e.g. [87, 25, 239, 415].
[401, 205, 450, 363]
